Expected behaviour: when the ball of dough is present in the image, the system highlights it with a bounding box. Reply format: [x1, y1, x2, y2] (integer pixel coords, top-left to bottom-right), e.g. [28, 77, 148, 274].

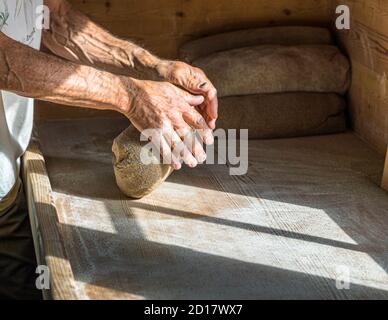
[112, 126, 173, 199]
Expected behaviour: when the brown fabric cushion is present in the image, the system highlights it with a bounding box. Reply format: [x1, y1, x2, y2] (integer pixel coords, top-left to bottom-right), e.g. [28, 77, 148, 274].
[193, 45, 351, 97]
[112, 126, 173, 199]
[180, 26, 333, 62]
[216, 93, 347, 139]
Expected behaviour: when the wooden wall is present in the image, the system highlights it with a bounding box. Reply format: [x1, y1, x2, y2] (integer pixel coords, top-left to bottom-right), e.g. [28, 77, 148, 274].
[331, 0, 388, 155]
[36, 0, 332, 120]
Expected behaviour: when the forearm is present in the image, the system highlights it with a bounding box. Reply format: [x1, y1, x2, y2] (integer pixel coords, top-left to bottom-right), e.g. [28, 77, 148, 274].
[43, 0, 165, 79]
[0, 32, 133, 113]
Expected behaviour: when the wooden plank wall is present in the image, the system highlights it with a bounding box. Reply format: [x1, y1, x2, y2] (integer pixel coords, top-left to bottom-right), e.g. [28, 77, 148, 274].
[332, 0, 388, 156]
[36, 0, 332, 120]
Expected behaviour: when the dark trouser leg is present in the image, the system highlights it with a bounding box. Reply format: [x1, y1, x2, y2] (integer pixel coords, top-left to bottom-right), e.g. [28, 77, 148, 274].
[0, 184, 42, 300]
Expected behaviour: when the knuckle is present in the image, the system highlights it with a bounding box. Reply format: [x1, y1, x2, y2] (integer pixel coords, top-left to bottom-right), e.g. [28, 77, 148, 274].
[193, 66, 204, 75]
[197, 116, 207, 128]
[195, 117, 203, 127]
[180, 103, 191, 113]
[210, 88, 218, 97]
[168, 112, 181, 123]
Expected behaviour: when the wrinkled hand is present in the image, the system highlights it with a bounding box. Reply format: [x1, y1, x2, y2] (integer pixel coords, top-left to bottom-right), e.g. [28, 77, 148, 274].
[125, 79, 214, 170]
[157, 60, 218, 130]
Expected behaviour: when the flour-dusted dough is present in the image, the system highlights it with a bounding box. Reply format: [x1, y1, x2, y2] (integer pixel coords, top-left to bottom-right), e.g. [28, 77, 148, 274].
[179, 26, 333, 62]
[112, 126, 173, 199]
[193, 45, 351, 97]
[217, 93, 347, 139]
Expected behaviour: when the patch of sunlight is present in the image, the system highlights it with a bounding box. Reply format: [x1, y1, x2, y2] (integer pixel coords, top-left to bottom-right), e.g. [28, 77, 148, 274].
[158, 182, 359, 246]
[77, 281, 146, 300]
[54, 193, 119, 235]
[249, 197, 359, 246]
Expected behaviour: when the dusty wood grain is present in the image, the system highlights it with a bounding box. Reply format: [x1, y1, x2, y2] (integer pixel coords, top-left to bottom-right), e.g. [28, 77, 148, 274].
[23, 140, 77, 300]
[32, 118, 388, 299]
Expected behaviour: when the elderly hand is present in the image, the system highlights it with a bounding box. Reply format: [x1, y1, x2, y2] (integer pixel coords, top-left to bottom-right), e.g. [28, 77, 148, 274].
[157, 60, 218, 130]
[123, 79, 214, 170]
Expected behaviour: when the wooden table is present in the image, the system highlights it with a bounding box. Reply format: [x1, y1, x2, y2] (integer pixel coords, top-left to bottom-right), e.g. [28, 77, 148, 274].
[24, 118, 388, 299]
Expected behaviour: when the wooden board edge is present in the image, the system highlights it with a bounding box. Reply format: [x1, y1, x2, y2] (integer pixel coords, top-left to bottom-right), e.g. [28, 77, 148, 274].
[23, 139, 78, 300]
[382, 147, 388, 192]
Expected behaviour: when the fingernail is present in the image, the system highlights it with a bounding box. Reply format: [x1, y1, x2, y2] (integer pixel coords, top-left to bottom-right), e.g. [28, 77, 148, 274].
[197, 152, 207, 163]
[172, 162, 181, 170]
[204, 135, 214, 145]
[199, 82, 207, 89]
[189, 159, 198, 168]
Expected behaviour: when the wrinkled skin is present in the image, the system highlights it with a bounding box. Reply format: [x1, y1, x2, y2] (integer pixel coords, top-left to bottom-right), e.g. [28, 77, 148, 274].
[158, 60, 219, 130]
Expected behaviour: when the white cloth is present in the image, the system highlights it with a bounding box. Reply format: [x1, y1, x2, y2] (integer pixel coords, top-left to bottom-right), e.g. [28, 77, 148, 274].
[0, 0, 43, 201]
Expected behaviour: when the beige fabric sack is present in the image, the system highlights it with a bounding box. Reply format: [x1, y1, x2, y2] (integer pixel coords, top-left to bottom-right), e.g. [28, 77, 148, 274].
[217, 93, 347, 139]
[180, 26, 333, 62]
[193, 45, 351, 97]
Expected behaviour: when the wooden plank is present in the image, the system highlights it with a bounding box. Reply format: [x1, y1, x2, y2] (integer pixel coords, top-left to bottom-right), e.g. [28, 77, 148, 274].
[383, 147, 388, 191]
[332, 0, 388, 155]
[23, 139, 77, 300]
[345, 61, 388, 155]
[31, 118, 388, 299]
